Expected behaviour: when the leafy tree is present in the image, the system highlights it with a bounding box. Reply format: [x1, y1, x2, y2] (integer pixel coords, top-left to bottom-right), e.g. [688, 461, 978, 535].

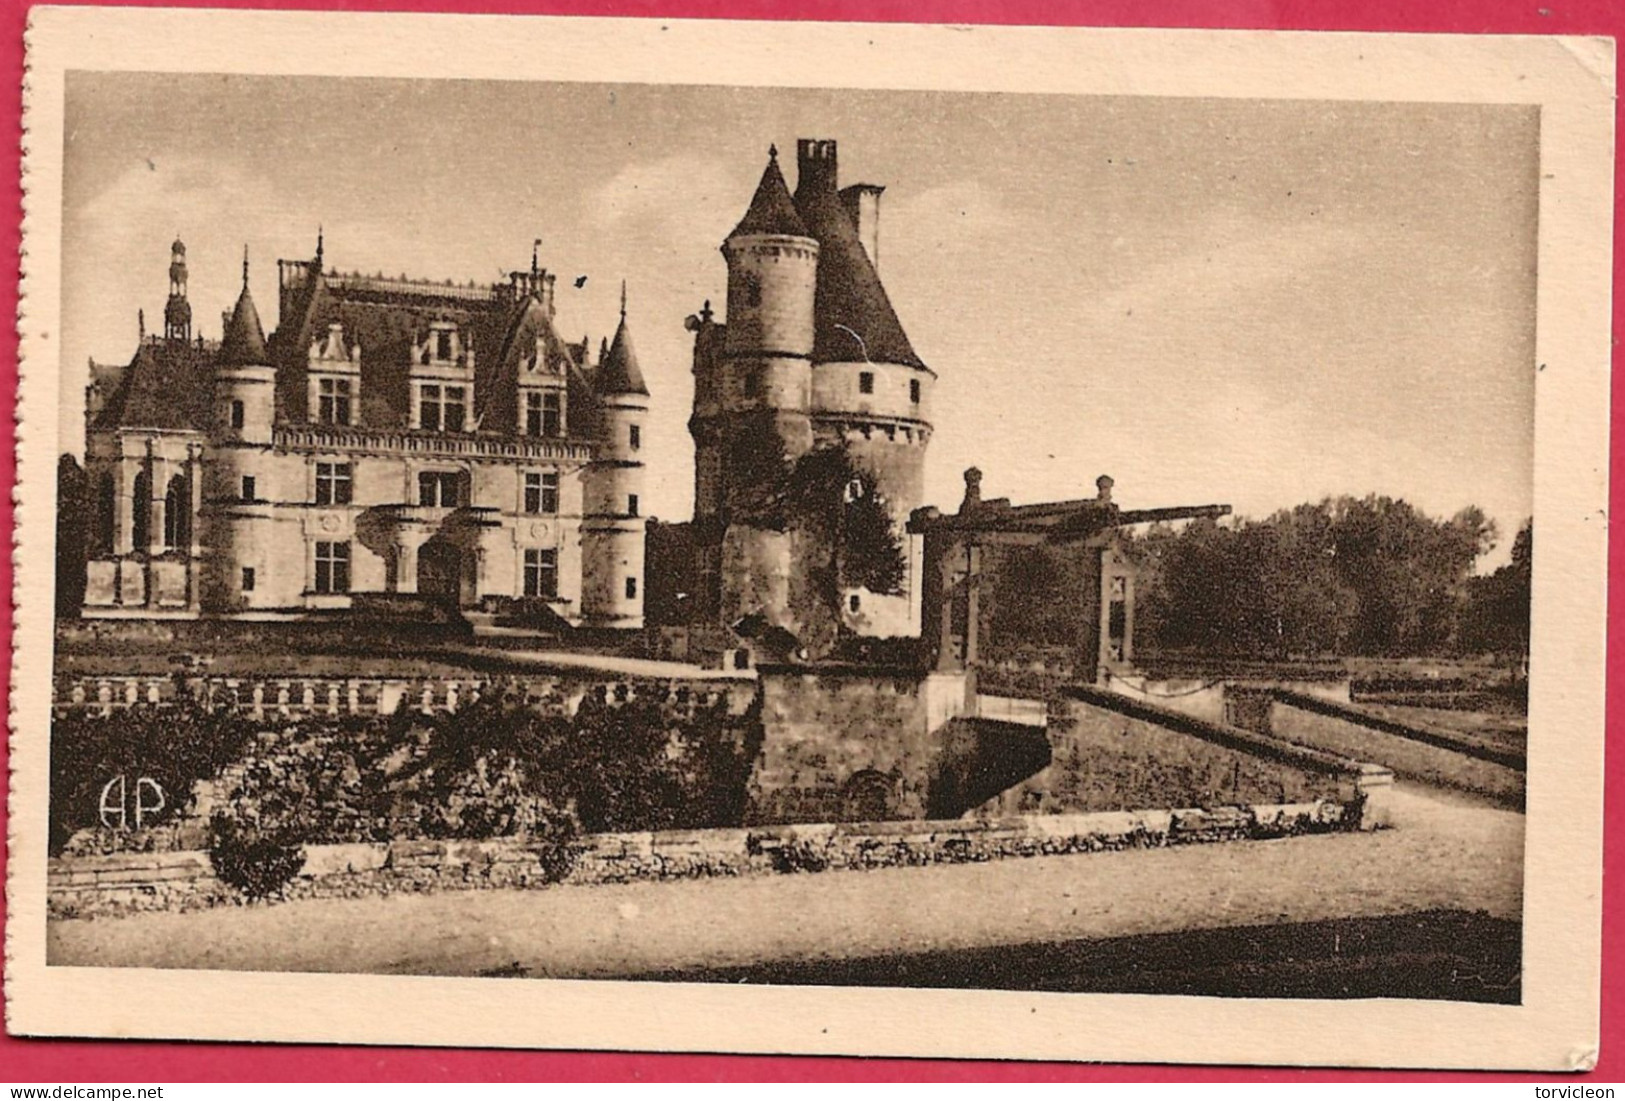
[56, 454, 91, 617]
[1126, 495, 1505, 659]
[1459, 519, 1532, 671]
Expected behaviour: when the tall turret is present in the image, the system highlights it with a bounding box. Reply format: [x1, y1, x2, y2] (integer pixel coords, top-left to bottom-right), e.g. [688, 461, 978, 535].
[164, 237, 192, 343]
[689, 139, 934, 646]
[214, 246, 275, 444]
[689, 145, 823, 634]
[713, 143, 821, 472]
[580, 284, 649, 628]
[201, 246, 278, 613]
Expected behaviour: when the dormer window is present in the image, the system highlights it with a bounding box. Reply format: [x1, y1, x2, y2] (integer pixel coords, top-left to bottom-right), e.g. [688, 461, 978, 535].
[417, 384, 467, 432]
[522, 389, 564, 437]
[318, 378, 354, 425]
[417, 321, 468, 367]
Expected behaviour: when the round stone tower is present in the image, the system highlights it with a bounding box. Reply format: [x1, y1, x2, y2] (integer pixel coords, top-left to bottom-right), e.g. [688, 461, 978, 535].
[692, 146, 823, 635]
[580, 289, 649, 629]
[716, 143, 820, 474]
[203, 246, 278, 612]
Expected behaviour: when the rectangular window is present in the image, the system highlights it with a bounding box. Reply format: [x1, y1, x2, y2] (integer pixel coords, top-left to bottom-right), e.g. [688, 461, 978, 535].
[629, 424, 641, 450]
[910, 379, 921, 405]
[859, 371, 875, 395]
[627, 493, 639, 517]
[419, 384, 442, 431]
[625, 576, 638, 600]
[542, 390, 562, 437]
[241, 567, 256, 593]
[314, 462, 353, 506]
[230, 400, 245, 429]
[443, 386, 467, 433]
[436, 331, 454, 361]
[241, 475, 256, 502]
[523, 471, 559, 515]
[523, 391, 543, 436]
[318, 378, 353, 425]
[314, 541, 350, 594]
[523, 548, 558, 599]
[417, 471, 462, 508]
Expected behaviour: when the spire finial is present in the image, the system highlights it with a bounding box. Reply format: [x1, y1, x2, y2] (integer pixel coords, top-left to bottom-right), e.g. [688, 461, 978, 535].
[769, 143, 778, 160]
[532, 238, 541, 279]
[619, 279, 627, 319]
[242, 244, 250, 290]
[138, 308, 145, 340]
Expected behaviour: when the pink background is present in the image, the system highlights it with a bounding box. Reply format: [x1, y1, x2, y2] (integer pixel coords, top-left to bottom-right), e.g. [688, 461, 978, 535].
[1, 0, 1619, 1082]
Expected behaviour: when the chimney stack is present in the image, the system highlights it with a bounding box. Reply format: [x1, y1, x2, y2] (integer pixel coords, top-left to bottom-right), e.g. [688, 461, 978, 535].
[796, 138, 839, 196]
[840, 183, 885, 272]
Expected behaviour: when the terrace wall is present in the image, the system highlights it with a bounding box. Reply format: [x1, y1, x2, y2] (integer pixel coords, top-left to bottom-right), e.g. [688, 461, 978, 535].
[48, 799, 1354, 921]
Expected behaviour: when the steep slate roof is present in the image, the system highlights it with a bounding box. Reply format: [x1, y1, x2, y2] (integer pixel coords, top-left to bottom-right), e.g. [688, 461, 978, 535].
[486, 291, 605, 439]
[728, 150, 809, 240]
[597, 314, 649, 396]
[218, 282, 269, 366]
[271, 265, 578, 435]
[90, 338, 216, 432]
[791, 147, 927, 371]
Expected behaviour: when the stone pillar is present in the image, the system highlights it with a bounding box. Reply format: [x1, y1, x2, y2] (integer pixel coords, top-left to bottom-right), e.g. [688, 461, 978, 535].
[395, 537, 419, 594]
[963, 543, 981, 668]
[933, 537, 961, 673]
[146, 461, 166, 557]
[1123, 574, 1136, 665]
[114, 458, 137, 557]
[186, 444, 203, 608]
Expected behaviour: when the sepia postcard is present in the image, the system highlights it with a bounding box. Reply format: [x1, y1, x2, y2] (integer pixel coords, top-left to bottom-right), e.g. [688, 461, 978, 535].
[6, 7, 1615, 1069]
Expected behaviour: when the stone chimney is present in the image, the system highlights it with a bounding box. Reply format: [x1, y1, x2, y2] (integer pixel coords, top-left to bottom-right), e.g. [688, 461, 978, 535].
[796, 138, 839, 196]
[840, 184, 885, 272]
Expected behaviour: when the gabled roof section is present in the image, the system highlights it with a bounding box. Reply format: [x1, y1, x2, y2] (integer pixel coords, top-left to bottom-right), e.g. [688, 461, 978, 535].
[490, 291, 606, 439]
[219, 284, 269, 366]
[728, 148, 810, 241]
[90, 339, 215, 432]
[598, 314, 649, 396]
[792, 144, 928, 371]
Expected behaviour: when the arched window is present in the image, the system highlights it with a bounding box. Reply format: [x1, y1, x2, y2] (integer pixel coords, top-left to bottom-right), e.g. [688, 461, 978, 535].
[95, 474, 115, 555]
[163, 474, 189, 552]
[130, 470, 151, 553]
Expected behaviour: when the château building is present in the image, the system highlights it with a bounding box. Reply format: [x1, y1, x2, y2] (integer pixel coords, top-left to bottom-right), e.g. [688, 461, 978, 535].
[81, 236, 650, 626]
[686, 139, 932, 641]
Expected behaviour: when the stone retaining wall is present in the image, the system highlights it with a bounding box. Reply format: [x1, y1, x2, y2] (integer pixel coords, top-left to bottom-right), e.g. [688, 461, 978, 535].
[1268, 692, 1524, 808]
[48, 799, 1351, 920]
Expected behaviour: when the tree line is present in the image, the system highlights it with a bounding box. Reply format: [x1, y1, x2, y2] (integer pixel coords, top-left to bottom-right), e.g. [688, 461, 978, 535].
[1122, 495, 1531, 663]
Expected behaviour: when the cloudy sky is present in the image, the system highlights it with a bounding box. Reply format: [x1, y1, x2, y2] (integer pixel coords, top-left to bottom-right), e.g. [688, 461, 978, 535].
[60, 74, 1537, 566]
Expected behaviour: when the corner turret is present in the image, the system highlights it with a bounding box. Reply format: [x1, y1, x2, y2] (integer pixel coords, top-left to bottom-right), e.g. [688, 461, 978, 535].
[580, 283, 649, 629]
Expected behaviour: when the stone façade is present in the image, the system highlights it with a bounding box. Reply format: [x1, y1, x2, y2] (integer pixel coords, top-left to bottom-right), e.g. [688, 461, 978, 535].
[79, 238, 649, 627]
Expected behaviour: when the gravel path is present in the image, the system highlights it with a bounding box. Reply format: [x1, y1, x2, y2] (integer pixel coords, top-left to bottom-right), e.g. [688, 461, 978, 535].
[48, 786, 1522, 978]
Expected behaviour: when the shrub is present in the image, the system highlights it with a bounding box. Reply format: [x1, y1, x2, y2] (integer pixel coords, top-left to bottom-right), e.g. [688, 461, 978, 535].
[769, 839, 831, 874]
[50, 687, 254, 855]
[531, 804, 580, 884]
[207, 813, 307, 900]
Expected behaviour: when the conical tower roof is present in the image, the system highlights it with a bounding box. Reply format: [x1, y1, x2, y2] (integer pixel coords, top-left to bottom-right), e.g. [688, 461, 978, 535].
[792, 140, 926, 371]
[727, 146, 809, 240]
[598, 291, 648, 396]
[219, 249, 269, 366]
